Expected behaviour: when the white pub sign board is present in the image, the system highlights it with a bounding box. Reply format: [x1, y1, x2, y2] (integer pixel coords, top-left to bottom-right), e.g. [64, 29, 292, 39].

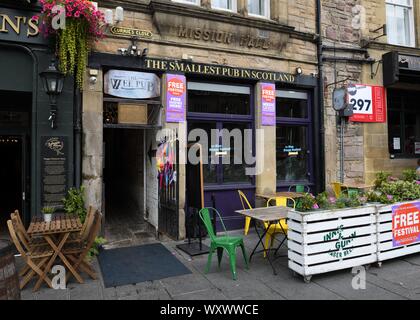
[104, 70, 161, 99]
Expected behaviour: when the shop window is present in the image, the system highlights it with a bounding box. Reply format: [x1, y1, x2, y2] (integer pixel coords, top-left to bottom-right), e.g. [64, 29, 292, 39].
[188, 83, 251, 115]
[276, 90, 312, 186]
[276, 126, 309, 183]
[386, 0, 415, 47]
[248, 0, 270, 19]
[172, 0, 201, 6]
[211, 0, 237, 12]
[187, 83, 253, 186]
[388, 90, 420, 157]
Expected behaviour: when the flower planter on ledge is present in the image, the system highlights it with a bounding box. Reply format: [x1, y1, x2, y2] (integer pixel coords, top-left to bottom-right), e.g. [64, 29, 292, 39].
[287, 205, 378, 283]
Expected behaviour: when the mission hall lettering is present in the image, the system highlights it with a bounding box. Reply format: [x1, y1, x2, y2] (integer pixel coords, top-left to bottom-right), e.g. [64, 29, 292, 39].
[178, 25, 271, 50]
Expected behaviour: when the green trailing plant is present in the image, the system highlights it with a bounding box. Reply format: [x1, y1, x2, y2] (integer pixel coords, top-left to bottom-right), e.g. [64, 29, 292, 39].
[402, 169, 417, 182]
[39, 0, 105, 89]
[62, 186, 87, 223]
[41, 206, 56, 214]
[87, 236, 107, 261]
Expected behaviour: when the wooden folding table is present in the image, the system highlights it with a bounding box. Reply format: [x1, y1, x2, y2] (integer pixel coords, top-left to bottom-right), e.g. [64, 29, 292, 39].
[27, 214, 84, 291]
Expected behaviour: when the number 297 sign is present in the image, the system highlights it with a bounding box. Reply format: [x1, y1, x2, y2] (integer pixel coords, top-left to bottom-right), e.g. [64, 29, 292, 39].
[348, 84, 387, 123]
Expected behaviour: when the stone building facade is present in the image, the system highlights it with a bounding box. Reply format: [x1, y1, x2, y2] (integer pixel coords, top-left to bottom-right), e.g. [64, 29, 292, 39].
[322, 0, 420, 185]
[80, 0, 420, 240]
[82, 0, 322, 240]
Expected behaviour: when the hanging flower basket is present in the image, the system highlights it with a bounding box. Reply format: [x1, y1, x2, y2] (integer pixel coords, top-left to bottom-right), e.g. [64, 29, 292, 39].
[39, 0, 105, 89]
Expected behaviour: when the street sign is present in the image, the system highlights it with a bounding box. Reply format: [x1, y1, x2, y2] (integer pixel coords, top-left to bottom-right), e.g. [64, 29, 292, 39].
[348, 84, 387, 123]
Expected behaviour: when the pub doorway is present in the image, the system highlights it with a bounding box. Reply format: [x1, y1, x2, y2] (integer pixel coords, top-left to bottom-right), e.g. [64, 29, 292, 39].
[103, 128, 155, 248]
[0, 90, 31, 237]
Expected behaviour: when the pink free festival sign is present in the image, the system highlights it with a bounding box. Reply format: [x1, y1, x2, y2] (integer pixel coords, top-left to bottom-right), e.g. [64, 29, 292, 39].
[392, 202, 420, 247]
[166, 74, 186, 123]
[261, 83, 276, 126]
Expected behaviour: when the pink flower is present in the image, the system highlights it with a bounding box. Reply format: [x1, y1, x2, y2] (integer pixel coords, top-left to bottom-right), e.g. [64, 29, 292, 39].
[329, 197, 337, 204]
[31, 15, 39, 21]
[387, 195, 394, 201]
[313, 204, 320, 209]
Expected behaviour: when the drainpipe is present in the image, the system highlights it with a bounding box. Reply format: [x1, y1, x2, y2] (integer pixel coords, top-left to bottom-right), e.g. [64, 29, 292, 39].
[316, 0, 326, 193]
[74, 87, 82, 188]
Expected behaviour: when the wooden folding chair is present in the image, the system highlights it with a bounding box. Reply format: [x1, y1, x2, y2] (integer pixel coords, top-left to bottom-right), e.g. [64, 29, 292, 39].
[64, 210, 102, 282]
[11, 211, 46, 247]
[68, 206, 95, 244]
[7, 220, 54, 291]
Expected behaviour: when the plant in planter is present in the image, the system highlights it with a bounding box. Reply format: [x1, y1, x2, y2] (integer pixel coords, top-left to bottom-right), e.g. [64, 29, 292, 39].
[296, 193, 319, 212]
[39, 0, 105, 89]
[62, 186, 87, 223]
[41, 206, 56, 222]
[403, 169, 417, 182]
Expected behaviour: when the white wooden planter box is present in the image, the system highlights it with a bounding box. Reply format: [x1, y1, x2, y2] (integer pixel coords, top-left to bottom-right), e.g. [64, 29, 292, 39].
[376, 201, 420, 265]
[287, 206, 378, 283]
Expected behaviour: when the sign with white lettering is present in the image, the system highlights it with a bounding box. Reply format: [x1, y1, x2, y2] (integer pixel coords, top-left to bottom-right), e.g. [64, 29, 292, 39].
[392, 202, 420, 247]
[166, 74, 186, 123]
[104, 70, 160, 99]
[260, 83, 276, 126]
[348, 84, 386, 123]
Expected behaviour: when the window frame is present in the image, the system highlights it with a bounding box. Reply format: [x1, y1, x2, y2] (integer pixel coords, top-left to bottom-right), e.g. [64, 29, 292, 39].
[211, 0, 238, 13]
[172, 0, 201, 6]
[385, 0, 416, 47]
[187, 82, 255, 188]
[387, 90, 420, 159]
[275, 90, 314, 189]
[247, 0, 270, 19]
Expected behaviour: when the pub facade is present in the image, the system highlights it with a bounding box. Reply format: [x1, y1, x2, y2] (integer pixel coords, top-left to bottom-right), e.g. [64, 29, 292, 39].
[0, 0, 76, 231]
[83, 0, 322, 239]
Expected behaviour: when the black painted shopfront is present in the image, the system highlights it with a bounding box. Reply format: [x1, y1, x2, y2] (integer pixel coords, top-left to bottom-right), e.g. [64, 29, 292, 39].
[384, 52, 420, 159]
[0, 1, 76, 231]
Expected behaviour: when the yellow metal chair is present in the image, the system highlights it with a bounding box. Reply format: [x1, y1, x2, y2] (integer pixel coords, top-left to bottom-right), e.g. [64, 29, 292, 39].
[264, 197, 296, 257]
[238, 190, 253, 235]
[331, 182, 343, 198]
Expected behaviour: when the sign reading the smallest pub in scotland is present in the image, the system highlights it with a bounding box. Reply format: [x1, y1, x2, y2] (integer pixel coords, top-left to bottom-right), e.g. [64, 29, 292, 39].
[260, 83, 276, 126]
[104, 70, 160, 99]
[348, 84, 387, 123]
[392, 202, 420, 248]
[166, 74, 186, 123]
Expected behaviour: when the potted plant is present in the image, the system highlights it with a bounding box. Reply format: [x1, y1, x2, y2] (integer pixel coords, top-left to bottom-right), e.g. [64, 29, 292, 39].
[38, 0, 105, 88]
[41, 206, 56, 222]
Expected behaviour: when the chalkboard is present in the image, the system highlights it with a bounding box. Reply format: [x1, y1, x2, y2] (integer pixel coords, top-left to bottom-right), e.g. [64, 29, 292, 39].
[41, 136, 68, 210]
[186, 143, 204, 210]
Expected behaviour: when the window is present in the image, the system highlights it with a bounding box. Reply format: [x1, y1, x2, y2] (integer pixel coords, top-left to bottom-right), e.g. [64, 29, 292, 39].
[172, 0, 201, 6]
[388, 90, 420, 157]
[188, 83, 253, 185]
[248, 0, 270, 18]
[276, 90, 312, 185]
[386, 0, 415, 47]
[211, 0, 237, 12]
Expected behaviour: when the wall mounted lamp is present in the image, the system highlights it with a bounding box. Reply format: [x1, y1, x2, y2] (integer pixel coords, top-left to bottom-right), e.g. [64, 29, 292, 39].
[40, 59, 65, 129]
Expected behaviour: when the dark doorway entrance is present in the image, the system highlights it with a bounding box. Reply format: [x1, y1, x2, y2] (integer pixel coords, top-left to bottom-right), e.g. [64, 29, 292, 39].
[0, 90, 31, 237]
[103, 128, 155, 248]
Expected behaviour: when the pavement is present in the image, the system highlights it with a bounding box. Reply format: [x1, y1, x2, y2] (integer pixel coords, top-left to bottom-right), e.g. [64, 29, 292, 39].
[18, 230, 420, 300]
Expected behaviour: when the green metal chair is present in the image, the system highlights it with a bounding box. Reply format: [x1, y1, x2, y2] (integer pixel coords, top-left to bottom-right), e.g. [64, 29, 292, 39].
[199, 208, 249, 280]
[289, 185, 310, 193]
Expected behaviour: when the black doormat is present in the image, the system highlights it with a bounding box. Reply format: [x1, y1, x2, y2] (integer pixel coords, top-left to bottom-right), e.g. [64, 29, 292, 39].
[98, 243, 192, 288]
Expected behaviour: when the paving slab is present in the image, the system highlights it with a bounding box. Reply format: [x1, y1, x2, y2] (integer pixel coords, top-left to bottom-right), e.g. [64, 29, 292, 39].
[172, 288, 228, 300]
[313, 270, 407, 300]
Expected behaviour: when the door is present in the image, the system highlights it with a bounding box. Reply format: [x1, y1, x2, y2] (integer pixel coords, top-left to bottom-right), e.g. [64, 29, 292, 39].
[276, 90, 314, 191]
[0, 134, 29, 231]
[187, 82, 255, 231]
